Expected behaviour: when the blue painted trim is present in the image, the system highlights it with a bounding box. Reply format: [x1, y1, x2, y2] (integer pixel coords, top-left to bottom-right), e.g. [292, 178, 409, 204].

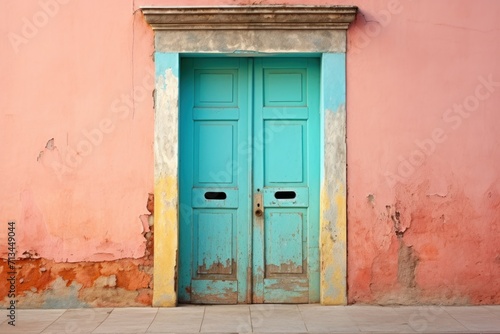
[322, 53, 346, 112]
[320, 53, 346, 182]
[155, 52, 179, 77]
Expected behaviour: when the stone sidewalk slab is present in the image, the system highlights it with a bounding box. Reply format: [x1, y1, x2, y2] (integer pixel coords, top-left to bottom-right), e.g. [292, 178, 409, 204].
[0, 305, 499, 333]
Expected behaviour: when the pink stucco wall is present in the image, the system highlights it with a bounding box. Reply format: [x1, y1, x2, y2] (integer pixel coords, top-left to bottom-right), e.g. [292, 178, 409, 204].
[344, 1, 500, 304]
[1, 0, 499, 306]
[1, 0, 154, 262]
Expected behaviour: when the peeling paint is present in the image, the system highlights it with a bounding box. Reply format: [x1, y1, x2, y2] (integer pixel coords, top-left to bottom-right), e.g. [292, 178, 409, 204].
[318, 52, 348, 305]
[36, 138, 56, 162]
[155, 30, 346, 53]
[152, 53, 180, 307]
[190, 287, 237, 305]
[147, 193, 154, 214]
[320, 103, 347, 305]
[45, 138, 55, 150]
[0, 254, 154, 308]
[397, 241, 418, 288]
[0, 195, 155, 308]
[198, 259, 234, 275]
[264, 278, 309, 303]
[349, 176, 500, 305]
[266, 260, 305, 276]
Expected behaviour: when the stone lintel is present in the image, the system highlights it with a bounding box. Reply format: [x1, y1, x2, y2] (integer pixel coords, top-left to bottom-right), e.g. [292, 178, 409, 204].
[141, 6, 358, 31]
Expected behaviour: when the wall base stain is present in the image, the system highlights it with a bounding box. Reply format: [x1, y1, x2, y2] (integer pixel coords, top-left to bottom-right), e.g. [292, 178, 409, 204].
[397, 238, 418, 289]
[348, 177, 500, 305]
[0, 256, 153, 308]
[0, 207, 154, 308]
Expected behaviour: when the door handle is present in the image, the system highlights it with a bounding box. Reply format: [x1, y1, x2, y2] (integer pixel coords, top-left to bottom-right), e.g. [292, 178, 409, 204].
[254, 192, 263, 217]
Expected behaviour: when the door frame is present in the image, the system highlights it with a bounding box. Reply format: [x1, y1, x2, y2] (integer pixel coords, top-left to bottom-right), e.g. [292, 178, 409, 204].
[142, 6, 357, 306]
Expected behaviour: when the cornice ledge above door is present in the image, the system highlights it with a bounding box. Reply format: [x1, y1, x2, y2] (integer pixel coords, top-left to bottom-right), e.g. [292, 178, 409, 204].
[141, 6, 358, 31]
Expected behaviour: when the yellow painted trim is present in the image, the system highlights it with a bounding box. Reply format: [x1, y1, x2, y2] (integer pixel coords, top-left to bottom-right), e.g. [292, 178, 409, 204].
[320, 182, 347, 305]
[153, 175, 178, 307]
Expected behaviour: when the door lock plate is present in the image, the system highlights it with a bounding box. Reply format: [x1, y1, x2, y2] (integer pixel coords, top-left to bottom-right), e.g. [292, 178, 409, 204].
[254, 192, 263, 217]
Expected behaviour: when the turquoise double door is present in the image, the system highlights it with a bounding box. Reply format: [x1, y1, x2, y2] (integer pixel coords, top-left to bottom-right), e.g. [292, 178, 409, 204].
[179, 57, 320, 304]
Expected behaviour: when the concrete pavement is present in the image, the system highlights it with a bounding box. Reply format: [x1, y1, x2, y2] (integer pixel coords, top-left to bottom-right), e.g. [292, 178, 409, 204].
[1, 304, 499, 334]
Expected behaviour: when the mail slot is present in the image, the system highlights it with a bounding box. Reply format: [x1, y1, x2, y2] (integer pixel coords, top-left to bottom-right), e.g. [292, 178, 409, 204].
[262, 187, 309, 207]
[205, 192, 227, 200]
[192, 188, 238, 208]
[275, 191, 296, 199]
